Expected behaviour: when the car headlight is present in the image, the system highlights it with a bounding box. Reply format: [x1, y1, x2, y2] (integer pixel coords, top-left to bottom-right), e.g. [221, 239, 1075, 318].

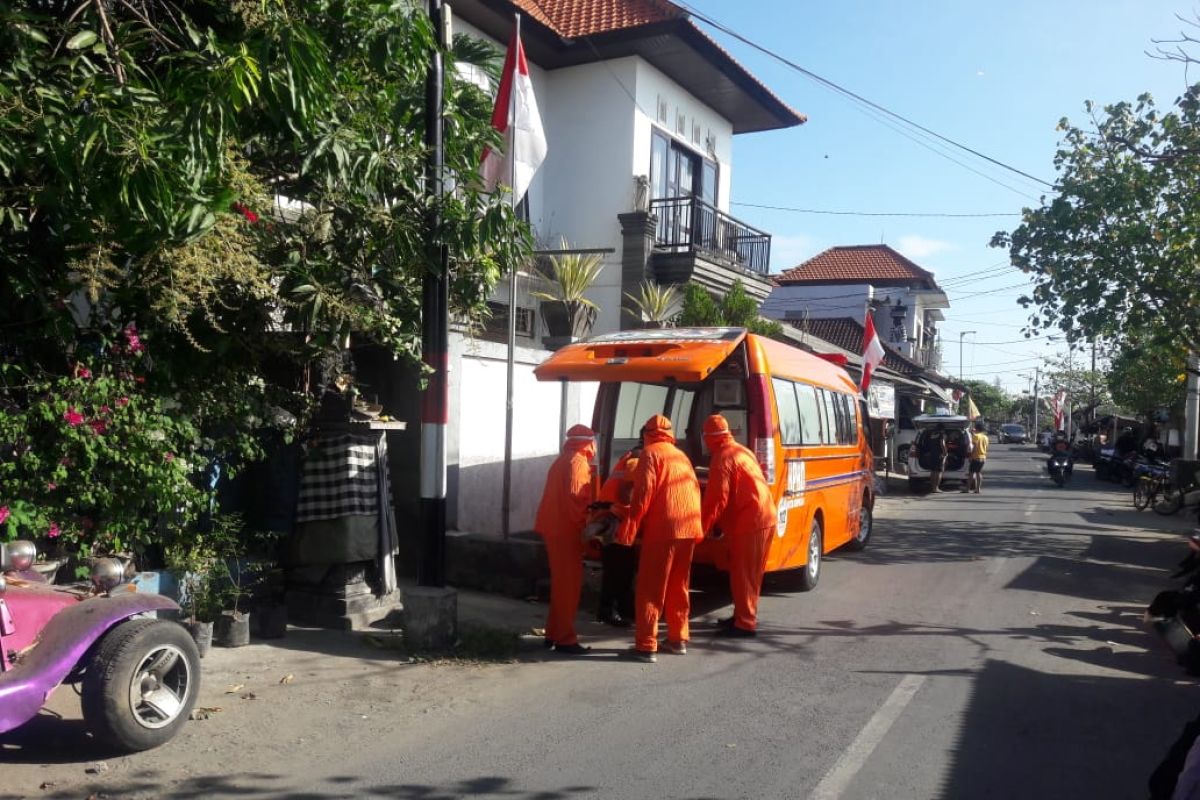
[90, 558, 126, 593]
[4, 540, 37, 572]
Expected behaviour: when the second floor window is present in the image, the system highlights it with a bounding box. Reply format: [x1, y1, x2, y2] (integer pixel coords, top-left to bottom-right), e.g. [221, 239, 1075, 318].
[650, 129, 717, 206]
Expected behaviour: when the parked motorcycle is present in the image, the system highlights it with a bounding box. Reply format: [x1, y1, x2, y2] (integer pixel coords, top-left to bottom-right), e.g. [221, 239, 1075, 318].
[0, 540, 200, 751]
[1048, 452, 1072, 486]
[1146, 535, 1200, 674]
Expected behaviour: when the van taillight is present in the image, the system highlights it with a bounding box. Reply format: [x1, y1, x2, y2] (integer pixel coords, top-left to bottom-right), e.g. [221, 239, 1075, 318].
[747, 374, 776, 484]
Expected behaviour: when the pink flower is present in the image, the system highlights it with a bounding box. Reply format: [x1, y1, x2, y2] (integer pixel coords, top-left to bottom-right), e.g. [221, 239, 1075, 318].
[46, 482, 57, 491]
[123, 324, 144, 354]
[47, 522, 60, 539]
[59, 456, 72, 467]
[74, 363, 92, 379]
[99, 405, 111, 415]
[116, 397, 130, 407]
[164, 452, 176, 463]
[135, 376, 146, 384]
[0, 506, 9, 526]
[63, 407, 84, 427]
[232, 202, 260, 224]
[89, 418, 108, 435]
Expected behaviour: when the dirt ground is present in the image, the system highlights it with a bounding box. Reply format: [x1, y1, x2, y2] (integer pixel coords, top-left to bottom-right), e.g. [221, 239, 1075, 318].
[0, 588, 596, 800]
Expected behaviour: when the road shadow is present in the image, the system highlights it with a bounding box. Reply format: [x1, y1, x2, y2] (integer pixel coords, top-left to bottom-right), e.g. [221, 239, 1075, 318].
[936, 659, 1193, 800]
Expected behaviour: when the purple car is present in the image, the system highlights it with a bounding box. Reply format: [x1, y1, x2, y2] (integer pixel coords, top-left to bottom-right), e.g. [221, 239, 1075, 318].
[0, 540, 200, 751]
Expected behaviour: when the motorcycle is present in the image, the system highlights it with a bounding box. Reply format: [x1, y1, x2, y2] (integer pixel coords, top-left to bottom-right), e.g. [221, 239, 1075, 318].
[0, 540, 200, 751]
[1147, 535, 1200, 674]
[1048, 452, 1073, 486]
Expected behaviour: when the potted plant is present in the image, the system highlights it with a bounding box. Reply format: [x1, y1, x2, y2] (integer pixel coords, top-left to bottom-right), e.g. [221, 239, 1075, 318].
[531, 237, 604, 347]
[623, 280, 679, 329]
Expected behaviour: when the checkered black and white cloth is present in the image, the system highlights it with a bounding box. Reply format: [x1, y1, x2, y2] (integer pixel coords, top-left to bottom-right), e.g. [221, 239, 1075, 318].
[295, 434, 382, 524]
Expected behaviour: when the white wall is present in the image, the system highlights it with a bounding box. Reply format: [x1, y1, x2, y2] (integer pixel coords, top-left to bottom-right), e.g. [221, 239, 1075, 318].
[761, 284, 874, 322]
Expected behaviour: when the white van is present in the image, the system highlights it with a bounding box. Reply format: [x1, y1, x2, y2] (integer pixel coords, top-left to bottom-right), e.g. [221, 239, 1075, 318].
[907, 414, 972, 492]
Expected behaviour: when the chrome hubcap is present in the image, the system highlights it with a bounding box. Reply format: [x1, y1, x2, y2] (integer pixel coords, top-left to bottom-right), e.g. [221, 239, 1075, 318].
[808, 524, 821, 579]
[127, 644, 190, 729]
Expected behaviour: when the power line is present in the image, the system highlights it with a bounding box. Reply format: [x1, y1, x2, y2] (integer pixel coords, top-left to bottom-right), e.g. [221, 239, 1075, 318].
[733, 202, 1021, 219]
[676, 2, 1055, 191]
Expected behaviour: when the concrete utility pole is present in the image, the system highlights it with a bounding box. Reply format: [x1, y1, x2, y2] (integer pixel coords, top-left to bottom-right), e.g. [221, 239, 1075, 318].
[1032, 367, 1040, 436]
[959, 331, 975, 383]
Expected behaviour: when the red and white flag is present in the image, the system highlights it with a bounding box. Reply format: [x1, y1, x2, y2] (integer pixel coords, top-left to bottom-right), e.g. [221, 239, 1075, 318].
[480, 25, 547, 204]
[860, 313, 886, 393]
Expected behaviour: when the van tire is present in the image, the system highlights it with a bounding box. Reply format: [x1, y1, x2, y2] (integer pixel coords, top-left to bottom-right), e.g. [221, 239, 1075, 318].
[797, 518, 823, 592]
[843, 498, 872, 552]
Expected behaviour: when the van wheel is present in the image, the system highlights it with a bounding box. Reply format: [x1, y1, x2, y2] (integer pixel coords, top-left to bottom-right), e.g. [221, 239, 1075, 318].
[844, 499, 872, 552]
[797, 518, 823, 592]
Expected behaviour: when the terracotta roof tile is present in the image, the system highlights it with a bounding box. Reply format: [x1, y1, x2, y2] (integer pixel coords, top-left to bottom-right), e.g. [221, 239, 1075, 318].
[776, 245, 938, 288]
[789, 318, 924, 375]
[512, 0, 682, 38]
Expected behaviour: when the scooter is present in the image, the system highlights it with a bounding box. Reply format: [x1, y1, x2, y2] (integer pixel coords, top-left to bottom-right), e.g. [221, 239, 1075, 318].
[1146, 535, 1200, 673]
[0, 540, 200, 751]
[1048, 452, 1072, 487]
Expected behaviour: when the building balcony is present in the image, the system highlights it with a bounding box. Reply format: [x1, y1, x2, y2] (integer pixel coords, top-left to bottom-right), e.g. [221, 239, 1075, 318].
[915, 344, 942, 372]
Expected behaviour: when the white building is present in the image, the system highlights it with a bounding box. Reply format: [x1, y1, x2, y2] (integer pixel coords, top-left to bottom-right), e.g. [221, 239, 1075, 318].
[439, 0, 804, 537]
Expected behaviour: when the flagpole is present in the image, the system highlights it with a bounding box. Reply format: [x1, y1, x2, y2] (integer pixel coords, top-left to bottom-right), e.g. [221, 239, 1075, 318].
[501, 13, 521, 541]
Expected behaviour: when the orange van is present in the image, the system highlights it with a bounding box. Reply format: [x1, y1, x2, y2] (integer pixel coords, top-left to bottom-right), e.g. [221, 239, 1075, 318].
[534, 326, 875, 590]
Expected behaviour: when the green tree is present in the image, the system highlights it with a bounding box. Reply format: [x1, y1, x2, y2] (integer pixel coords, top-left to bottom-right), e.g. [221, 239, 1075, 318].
[1040, 353, 1110, 413]
[0, 1, 527, 550]
[991, 86, 1200, 351]
[961, 379, 1010, 422]
[1106, 338, 1187, 419]
[677, 281, 783, 338]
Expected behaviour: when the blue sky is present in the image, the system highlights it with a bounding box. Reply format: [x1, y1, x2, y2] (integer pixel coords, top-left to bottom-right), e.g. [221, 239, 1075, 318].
[684, 0, 1193, 392]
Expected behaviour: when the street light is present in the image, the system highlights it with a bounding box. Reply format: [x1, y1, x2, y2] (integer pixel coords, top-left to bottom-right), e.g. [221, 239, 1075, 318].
[959, 331, 976, 382]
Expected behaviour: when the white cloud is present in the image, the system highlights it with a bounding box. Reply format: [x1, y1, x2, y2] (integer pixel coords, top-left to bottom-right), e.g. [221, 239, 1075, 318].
[895, 235, 955, 261]
[769, 234, 819, 272]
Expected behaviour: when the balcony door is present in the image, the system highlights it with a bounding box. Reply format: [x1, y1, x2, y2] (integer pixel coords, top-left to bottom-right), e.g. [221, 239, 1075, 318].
[650, 130, 717, 250]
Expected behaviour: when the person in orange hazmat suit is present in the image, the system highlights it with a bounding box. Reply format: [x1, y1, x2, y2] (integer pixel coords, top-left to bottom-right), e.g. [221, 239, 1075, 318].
[701, 414, 778, 637]
[592, 447, 641, 627]
[614, 415, 702, 662]
[532, 424, 596, 655]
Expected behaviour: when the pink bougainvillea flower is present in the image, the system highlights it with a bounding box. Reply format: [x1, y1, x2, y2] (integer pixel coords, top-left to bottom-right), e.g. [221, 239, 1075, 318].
[89, 418, 108, 435]
[46, 481, 57, 491]
[124, 324, 145, 354]
[47, 522, 61, 539]
[0, 506, 9, 526]
[116, 396, 130, 407]
[135, 375, 146, 384]
[59, 456, 72, 467]
[63, 407, 85, 427]
[74, 363, 92, 379]
[232, 201, 260, 224]
[164, 452, 176, 463]
[99, 404, 111, 415]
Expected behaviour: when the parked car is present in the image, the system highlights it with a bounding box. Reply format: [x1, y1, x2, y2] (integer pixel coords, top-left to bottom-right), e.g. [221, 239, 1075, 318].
[998, 423, 1028, 444]
[907, 414, 973, 492]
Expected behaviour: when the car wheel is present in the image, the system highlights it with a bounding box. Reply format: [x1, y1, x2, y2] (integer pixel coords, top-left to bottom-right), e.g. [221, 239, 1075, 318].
[797, 517, 823, 592]
[844, 496, 872, 552]
[81, 618, 201, 752]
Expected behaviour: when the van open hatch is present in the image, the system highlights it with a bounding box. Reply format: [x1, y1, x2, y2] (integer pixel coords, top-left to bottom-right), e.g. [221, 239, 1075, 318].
[533, 327, 748, 384]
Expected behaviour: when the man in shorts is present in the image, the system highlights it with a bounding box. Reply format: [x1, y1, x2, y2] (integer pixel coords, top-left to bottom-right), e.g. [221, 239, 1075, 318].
[963, 419, 989, 494]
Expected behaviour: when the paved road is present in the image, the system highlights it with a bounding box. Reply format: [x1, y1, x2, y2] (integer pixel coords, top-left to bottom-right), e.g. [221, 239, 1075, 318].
[5, 444, 1197, 799]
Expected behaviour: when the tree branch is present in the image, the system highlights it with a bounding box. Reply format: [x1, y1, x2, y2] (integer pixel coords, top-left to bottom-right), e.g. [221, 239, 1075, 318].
[93, 0, 126, 85]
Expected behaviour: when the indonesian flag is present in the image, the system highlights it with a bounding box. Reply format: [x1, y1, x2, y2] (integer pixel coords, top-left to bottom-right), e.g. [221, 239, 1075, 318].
[480, 25, 547, 204]
[1052, 389, 1067, 430]
[860, 313, 885, 393]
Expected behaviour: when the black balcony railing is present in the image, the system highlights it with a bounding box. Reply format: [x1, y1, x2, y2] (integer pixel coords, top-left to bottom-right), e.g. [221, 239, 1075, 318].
[649, 196, 771, 275]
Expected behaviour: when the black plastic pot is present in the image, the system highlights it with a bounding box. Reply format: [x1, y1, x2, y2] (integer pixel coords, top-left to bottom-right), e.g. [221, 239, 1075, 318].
[215, 610, 251, 648]
[185, 620, 214, 658]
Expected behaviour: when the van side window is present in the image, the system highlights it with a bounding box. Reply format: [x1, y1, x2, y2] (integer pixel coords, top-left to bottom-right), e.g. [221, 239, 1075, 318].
[818, 389, 839, 445]
[842, 394, 858, 444]
[796, 384, 824, 445]
[773, 378, 802, 445]
[831, 392, 849, 445]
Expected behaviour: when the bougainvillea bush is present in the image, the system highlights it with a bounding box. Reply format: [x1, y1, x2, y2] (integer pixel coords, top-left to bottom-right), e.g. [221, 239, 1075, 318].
[0, 324, 208, 561]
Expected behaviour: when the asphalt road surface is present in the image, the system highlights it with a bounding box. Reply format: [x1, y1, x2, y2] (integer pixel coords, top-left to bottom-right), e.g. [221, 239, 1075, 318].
[4, 443, 1197, 799]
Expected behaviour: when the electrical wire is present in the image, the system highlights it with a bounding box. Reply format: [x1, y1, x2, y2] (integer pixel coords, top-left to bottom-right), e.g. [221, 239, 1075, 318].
[731, 202, 1022, 219]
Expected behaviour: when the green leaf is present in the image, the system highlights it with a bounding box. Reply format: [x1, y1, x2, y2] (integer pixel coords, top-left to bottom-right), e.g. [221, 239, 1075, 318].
[66, 31, 99, 50]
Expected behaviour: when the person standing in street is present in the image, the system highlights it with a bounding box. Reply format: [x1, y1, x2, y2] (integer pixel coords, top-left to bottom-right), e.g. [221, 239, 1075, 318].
[700, 414, 778, 637]
[925, 422, 949, 493]
[593, 446, 640, 627]
[614, 415, 703, 663]
[533, 424, 596, 656]
[962, 419, 989, 494]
